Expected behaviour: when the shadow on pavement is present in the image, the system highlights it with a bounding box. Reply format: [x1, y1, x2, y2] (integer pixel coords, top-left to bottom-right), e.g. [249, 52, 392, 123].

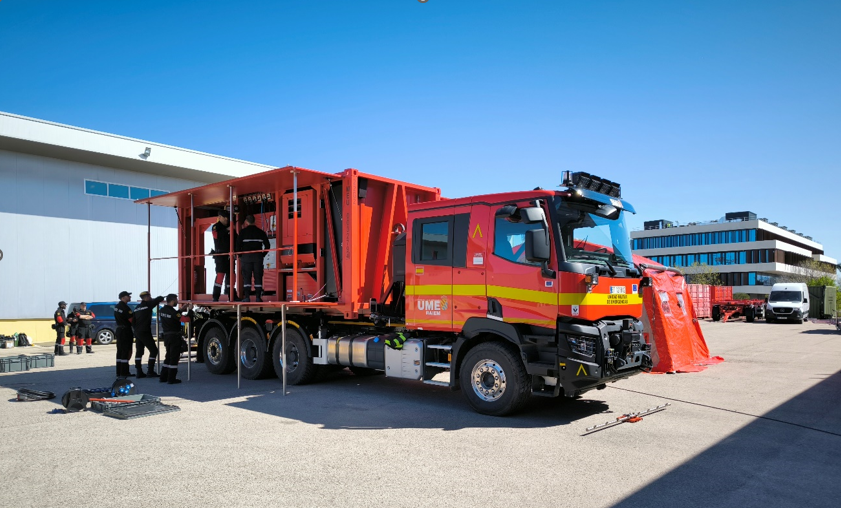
[1, 359, 611, 429]
[799, 328, 841, 336]
[611, 370, 841, 508]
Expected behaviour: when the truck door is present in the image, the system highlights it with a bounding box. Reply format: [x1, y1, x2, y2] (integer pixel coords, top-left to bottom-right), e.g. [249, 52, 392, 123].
[453, 204, 489, 328]
[406, 212, 455, 331]
[486, 203, 557, 330]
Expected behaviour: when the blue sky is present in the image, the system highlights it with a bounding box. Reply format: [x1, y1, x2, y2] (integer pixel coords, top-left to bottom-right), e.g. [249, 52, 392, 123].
[1, 0, 839, 269]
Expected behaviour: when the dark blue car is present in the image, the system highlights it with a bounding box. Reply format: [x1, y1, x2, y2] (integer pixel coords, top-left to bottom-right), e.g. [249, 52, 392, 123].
[67, 302, 158, 345]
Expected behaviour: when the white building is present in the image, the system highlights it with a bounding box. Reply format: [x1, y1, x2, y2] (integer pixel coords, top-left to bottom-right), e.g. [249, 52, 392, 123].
[632, 211, 837, 296]
[0, 111, 273, 324]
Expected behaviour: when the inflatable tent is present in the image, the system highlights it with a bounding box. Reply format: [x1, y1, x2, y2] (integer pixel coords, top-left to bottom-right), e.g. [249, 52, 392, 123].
[634, 255, 724, 373]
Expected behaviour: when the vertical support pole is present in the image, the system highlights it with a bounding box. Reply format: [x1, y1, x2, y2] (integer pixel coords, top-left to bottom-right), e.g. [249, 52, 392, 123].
[292, 170, 299, 302]
[281, 304, 287, 395]
[237, 304, 242, 389]
[187, 319, 191, 381]
[147, 203, 151, 293]
[229, 185, 235, 302]
[190, 193, 194, 301]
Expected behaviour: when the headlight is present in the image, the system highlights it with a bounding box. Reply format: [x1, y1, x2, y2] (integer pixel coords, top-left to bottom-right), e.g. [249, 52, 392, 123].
[567, 336, 596, 357]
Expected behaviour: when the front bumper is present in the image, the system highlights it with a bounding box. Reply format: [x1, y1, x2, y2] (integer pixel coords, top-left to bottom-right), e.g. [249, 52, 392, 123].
[767, 308, 802, 320]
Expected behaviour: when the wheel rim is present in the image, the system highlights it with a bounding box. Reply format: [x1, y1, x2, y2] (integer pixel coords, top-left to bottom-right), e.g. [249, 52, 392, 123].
[279, 343, 300, 372]
[99, 331, 113, 343]
[471, 359, 507, 402]
[207, 336, 224, 365]
[240, 338, 259, 369]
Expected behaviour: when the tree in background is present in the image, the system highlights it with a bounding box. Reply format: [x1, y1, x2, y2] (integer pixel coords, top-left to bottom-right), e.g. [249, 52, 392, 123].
[782, 259, 838, 286]
[683, 262, 722, 286]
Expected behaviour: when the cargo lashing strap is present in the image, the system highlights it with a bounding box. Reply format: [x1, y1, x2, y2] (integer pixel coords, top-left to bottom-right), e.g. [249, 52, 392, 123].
[16, 388, 56, 402]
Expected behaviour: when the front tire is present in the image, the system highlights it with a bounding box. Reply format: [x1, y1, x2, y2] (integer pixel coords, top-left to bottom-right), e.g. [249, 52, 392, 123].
[238, 326, 274, 380]
[96, 328, 114, 345]
[203, 325, 236, 375]
[272, 327, 317, 385]
[459, 342, 531, 416]
[712, 306, 721, 322]
[745, 306, 755, 323]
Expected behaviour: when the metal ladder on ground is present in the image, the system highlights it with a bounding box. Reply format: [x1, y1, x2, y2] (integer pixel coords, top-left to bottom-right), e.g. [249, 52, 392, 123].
[423, 343, 452, 387]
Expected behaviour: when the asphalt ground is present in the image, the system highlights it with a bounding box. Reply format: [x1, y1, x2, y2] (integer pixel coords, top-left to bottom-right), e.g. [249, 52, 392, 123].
[1, 320, 839, 508]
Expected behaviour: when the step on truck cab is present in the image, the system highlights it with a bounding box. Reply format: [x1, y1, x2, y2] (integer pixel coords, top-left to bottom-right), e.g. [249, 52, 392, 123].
[140, 167, 652, 415]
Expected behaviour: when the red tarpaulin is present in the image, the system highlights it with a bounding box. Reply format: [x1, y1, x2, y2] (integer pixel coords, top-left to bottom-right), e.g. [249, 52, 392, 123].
[634, 255, 724, 373]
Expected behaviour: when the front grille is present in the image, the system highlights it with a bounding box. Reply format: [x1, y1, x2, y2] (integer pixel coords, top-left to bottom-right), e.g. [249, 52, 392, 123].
[773, 307, 792, 314]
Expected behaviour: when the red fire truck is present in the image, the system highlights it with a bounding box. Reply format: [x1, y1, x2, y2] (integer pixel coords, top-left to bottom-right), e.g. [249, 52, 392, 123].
[140, 168, 652, 415]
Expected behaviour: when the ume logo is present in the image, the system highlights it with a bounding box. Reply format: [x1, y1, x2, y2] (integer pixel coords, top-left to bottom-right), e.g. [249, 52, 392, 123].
[418, 296, 448, 316]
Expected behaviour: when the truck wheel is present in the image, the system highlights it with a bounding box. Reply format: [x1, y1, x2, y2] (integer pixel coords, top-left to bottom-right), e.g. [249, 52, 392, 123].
[459, 342, 531, 416]
[238, 327, 274, 380]
[272, 327, 317, 385]
[745, 307, 755, 323]
[203, 325, 235, 375]
[712, 306, 721, 322]
[96, 328, 114, 345]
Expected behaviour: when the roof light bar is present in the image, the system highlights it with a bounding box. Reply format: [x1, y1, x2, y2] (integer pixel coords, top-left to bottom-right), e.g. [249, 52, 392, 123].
[562, 171, 621, 198]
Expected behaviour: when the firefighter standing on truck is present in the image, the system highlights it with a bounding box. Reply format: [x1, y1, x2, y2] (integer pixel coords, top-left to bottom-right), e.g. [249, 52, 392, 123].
[159, 294, 190, 384]
[133, 291, 164, 378]
[212, 210, 237, 302]
[236, 214, 270, 302]
[53, 301, 68, 356]
[66, 306, 80, 354]
[77, 303, 96, 354]
[114, 291, 135, 378]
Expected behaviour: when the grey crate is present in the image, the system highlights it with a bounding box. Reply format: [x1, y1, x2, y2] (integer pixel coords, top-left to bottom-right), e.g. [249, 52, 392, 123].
[0, 356, 30, 373]
[26, 354, 55, 369]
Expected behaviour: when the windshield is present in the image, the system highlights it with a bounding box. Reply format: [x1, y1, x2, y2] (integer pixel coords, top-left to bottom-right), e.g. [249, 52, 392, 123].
[769, 291, 802, 303]
[555, 198, 634, 268]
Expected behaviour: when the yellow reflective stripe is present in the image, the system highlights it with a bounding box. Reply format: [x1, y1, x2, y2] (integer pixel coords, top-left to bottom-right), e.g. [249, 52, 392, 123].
[406, 318, 453, 325]
[487, 285, 556, 305]
[453, 285, 485, 296]
[407, 284, 642, 306]
[558, 293, 643, 306]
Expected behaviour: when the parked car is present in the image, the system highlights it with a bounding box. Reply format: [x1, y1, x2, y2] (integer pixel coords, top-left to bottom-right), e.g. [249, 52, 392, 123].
[67, 302, 158, 345]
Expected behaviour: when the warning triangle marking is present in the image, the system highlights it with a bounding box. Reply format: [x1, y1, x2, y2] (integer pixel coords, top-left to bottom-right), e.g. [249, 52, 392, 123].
[576, 364, 587, 377]
[473, 224, 483, 239]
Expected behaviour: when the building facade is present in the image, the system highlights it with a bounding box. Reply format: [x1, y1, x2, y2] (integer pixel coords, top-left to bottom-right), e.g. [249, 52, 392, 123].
[631, 211, 837, 296]
[0, 112, 273, 337]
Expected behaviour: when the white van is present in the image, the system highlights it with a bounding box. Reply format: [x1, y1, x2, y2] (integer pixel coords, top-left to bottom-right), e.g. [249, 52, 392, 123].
[766, 282, 810, 323]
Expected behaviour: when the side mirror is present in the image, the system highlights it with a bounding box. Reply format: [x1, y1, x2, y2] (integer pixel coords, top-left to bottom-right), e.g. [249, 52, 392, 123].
[803, 298, 808, 303]
[525, 229, 550, 262]
[521, 206, 546, 224]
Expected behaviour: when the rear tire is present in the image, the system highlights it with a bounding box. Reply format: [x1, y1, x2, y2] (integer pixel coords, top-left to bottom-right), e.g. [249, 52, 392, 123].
[238, 326, 274, 380]
[712, 306, 721, 322]
[459, 342, 531, 416]
[203, 325, 235, 375]
[745, 306, 755, 323]
[272, 327, 317, 385]
[96, 328, 114, 345]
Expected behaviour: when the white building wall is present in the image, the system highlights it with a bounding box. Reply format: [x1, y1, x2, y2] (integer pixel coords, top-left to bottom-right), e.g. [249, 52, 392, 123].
[0, 149, 208, 319]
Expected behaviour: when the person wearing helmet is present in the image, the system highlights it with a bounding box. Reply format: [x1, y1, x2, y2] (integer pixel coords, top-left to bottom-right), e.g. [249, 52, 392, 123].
[133, 291, 164, 377]
[114, 291, 135, 378]
[53, 301, 69, 356]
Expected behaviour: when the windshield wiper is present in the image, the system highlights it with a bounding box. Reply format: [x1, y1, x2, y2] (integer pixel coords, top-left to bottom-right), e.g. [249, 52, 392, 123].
[604, 257, 617, 276]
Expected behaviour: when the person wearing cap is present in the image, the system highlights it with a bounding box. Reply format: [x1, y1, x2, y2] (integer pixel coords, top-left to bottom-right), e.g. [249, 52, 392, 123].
[133, 291, 164, 377]
[236, 214, 270, 302]
[212, 210, 238, 302]
[66, 306, 81, 354]
[53, 301, 69, 356]
[158, 294, 191, 384]
[77, 303, 96, 354]
[113, 291, 135, 378]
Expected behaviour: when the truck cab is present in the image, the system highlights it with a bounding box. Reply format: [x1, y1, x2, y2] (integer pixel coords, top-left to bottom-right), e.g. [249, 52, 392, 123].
[403, 172, 651, 413]
[766, 282, 810, 324]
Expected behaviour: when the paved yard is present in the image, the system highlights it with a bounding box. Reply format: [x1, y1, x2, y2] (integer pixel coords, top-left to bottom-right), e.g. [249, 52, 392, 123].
[1, 320, 839, 508]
